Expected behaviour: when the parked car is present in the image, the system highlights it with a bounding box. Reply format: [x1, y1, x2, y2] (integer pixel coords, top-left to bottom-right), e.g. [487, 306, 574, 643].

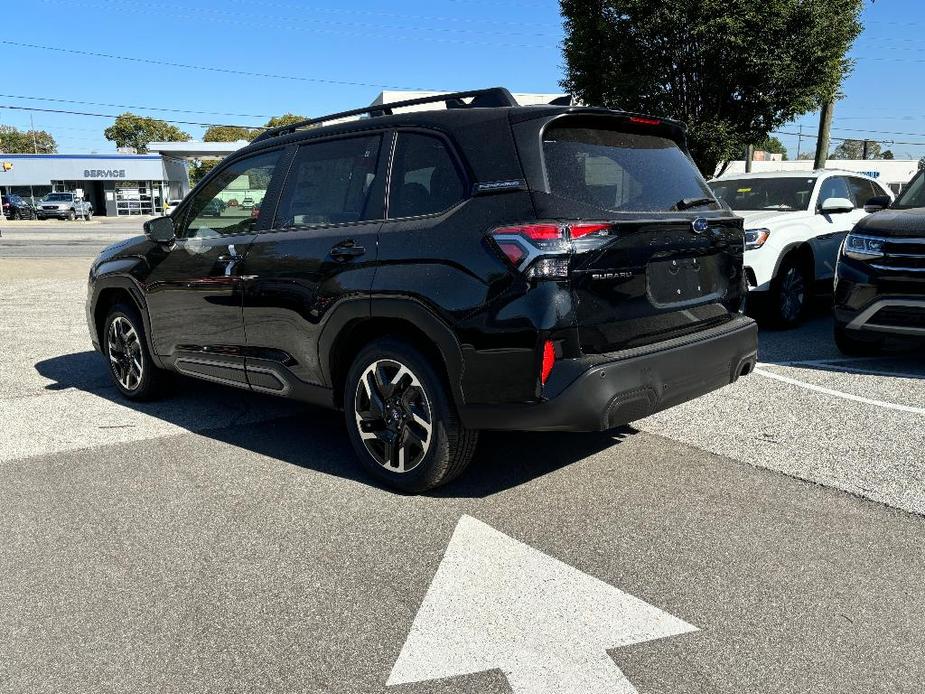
[241, 196, 255, 209]
[833, 169, 925, 354]
[2, 194, 37, 220]
[86, 87, 757, 492]
[35, 192, 93, 220]
[710, 171, 893, 327]
[200, 198, 226, 216]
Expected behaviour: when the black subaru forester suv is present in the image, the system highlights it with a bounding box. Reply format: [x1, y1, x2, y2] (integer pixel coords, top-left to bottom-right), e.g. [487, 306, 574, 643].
[87, 88, 757, 492]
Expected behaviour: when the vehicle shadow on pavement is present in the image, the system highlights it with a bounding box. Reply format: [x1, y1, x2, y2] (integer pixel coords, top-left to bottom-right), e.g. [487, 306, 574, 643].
[756, 310, 924, 378]
[35, 352, 635, 497]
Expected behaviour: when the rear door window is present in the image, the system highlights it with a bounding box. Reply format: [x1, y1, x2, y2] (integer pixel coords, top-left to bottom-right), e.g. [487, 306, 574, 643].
[388, 133, 466, 218]
[542, 125, 717, 213]
[848, 177, 880, 207]
[274, 135, 383, 228]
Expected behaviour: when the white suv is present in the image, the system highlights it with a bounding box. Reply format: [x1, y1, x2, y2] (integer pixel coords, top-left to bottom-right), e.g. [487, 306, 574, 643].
[710, 170, 893, 327]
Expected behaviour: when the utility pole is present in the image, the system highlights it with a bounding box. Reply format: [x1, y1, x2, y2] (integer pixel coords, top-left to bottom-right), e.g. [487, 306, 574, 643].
[861, 139, 869, 160]
[814, 100, 834, 169]
[29, 114, 38, 154]
[745, 144, 754, 173]
[796, 124, 803, 160]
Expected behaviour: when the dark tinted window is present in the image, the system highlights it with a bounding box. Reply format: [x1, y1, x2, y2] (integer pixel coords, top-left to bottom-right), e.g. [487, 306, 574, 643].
[711, 177, 816, 211]
[275, 135, 382, 227]
[817, 176, 852, 206]
[388, 133, 465, 218]
[848, 177, 881, 207]
[542, 125, 716, 213]
[182, 149, 282, 238]
[894, 170, 925, 209]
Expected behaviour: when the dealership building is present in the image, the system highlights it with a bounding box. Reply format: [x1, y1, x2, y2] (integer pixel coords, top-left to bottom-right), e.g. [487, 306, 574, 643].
[0, 153, 189, 216]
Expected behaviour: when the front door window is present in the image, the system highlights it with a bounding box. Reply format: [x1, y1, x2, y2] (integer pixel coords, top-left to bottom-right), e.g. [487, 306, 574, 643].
[181, 150, 282, 238]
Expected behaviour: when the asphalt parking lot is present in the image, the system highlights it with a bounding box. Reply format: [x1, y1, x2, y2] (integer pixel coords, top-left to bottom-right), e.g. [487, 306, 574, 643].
[1, 221, 923, 693]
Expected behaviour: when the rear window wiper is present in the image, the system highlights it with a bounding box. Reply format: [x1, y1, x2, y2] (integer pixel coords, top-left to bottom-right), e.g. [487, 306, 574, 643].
[671, 196, 717, 211]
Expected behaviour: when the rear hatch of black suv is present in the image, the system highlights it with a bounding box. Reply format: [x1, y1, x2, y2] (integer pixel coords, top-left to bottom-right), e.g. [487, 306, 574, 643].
[510, 110, 747, 354]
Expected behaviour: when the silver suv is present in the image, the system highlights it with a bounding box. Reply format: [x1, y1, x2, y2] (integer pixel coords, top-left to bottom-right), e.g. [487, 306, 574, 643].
[36, 192, 93, 221]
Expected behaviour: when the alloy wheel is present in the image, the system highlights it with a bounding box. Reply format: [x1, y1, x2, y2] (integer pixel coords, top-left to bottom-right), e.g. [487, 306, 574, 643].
[778, 267, 805, 323]
[354, 359, 433, 473]
[107, 316, 144, 391]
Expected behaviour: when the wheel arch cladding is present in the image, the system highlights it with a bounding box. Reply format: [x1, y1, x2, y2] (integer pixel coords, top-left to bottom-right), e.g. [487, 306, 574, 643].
[328, 317, 462, 411]
[777, 241, 815, 278]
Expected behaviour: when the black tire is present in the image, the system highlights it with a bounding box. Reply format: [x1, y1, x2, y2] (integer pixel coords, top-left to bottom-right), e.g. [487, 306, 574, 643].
[102, 303, 166, 400]
[834, 322, 883, 357]
[67, 209, 76, 221]
[344, 337, 478, 493]
[766, 255, 811, 329]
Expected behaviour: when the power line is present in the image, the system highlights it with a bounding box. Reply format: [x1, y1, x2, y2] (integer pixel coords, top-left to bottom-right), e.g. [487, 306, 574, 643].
[0, 41, 443, 91]
[0, 104, 254, 129]
[0, 93, 268, 119]
[773, 129, 925, 149]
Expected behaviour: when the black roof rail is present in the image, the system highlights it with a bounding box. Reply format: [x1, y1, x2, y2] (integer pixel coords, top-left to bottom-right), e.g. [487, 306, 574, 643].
[251, 87, 519, 143]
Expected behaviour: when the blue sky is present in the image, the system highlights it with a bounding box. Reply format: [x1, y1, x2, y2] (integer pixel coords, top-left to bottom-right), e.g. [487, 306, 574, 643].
[0, 0, 922, 160]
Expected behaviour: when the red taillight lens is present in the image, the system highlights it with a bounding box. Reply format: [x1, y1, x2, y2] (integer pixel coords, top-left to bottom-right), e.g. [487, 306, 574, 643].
[628, 116, 662, 126]
[569, 222, 611, 239]
[489, 222, 610, 277]
[541, 340, 556, 385]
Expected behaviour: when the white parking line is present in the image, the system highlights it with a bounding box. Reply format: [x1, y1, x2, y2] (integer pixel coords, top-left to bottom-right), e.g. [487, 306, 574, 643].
[754, 365, 925, 416]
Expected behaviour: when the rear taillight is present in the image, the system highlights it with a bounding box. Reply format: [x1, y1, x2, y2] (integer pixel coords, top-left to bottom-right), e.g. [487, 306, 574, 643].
[489, 222, 610, 280]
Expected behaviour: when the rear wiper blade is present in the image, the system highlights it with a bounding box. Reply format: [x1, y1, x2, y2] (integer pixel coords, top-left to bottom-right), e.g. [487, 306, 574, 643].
[672, 197, 717, 211]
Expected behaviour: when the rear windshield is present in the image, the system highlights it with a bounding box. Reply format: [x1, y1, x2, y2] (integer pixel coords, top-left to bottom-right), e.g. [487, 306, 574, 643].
[710, 177, 816, 211]
[542, 125, 718, 213]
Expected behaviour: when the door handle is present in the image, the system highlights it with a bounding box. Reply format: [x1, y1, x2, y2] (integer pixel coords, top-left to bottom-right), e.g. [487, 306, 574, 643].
[329, 240, 365, 262]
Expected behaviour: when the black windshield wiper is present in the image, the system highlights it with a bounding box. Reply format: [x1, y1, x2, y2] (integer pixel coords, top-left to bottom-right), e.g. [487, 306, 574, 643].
[671, 196, 717, 211]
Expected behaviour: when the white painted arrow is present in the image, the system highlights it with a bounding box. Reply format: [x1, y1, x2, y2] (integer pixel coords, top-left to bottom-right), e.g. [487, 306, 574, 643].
[387, 515, 697, 693]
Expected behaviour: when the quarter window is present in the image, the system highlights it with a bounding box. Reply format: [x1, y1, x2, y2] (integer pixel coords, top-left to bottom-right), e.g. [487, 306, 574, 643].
[388, 133, 465, 218]
[274, 135, 383, 228]
[182, 149, 282, 238]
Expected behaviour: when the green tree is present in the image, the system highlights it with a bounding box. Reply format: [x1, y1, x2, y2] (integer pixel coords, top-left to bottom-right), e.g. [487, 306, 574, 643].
[264, 113, 306, 129]
[189, 159, 219, 186]
[756, 136, 788, 160]
[103, 112, 190, 153]
[830, 138, 881, 160]
[203, 125, 257, 142]
[0, 125, 57, 153]
[881, 149, 895, 160]
[560, 0, 863, 175]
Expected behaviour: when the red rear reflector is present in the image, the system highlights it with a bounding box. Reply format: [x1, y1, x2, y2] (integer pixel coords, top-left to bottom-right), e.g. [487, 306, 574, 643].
[628, 116, 662, 126]
[541, 340, 556, 385]
[569, 223, 611, 239]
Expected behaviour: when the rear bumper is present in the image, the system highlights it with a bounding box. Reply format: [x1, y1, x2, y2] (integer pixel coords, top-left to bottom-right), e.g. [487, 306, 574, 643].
[460, 315, 758, 432]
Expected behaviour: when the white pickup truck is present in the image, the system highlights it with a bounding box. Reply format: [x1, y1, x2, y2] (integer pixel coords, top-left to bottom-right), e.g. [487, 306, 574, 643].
[35, 192, 93, 221]
[710, 170, 893, 327]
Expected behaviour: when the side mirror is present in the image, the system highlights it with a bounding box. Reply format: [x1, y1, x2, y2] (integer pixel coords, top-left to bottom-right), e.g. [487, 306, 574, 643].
[819, 197, 854, 214]
[144, 215, 176, 243]
[863, 195, 891, 213]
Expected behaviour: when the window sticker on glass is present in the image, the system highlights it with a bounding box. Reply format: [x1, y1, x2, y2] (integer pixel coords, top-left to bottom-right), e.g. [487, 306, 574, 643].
[737, 187, 752, 193]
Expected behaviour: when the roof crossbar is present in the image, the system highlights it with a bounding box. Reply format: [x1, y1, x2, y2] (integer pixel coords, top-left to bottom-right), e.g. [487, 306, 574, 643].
[251, 87, 519, 143]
